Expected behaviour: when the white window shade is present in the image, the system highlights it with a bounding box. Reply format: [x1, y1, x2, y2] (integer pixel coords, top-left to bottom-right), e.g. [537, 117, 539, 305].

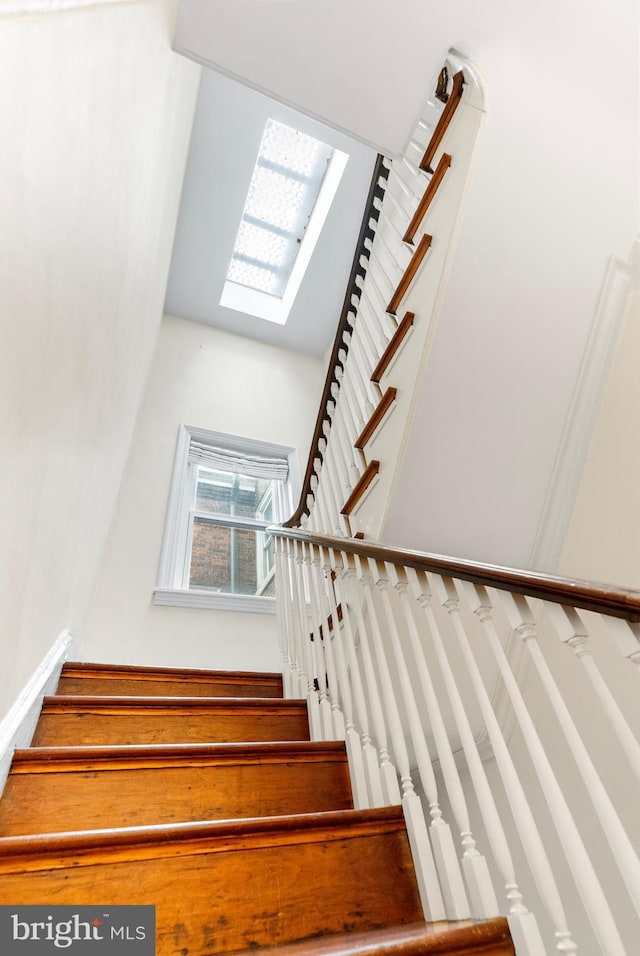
[188, 441, 289, 481]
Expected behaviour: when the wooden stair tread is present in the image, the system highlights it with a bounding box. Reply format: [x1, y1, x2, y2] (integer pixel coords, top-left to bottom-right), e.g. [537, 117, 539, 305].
[230, 918, 515, 956]
[0, 806, 409, 862]
[371, 312, 415, 384]
[341, 461, 380, 516]
[59, 662, 283, 698]
[0, 743, 353, 835]
[355, 388, 397, 450]
[0, 808, 423, 954]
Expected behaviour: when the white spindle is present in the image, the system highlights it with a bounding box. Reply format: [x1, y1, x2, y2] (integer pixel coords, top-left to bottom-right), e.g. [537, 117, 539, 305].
[408, 568, 514, 924]
[391, 566, 497, 924]
[431, 575, 557, 953]
[292, 539, 322, 738]
[359, 557, 445, 921]
[342, 554, 401, 806]
[331, 549, 386, 807]
[503, 594, 640, 920]
[373, 559, 461, 920]
[600, 616, 640, 669]
[497, 589, 630, 956]
[307, 544, 345, 741]
[546, 604, 640, 784]
[317, 546, 370, 807]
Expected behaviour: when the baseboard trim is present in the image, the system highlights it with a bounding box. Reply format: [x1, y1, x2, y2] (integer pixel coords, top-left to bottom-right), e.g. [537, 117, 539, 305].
[0, 629, 76, 795]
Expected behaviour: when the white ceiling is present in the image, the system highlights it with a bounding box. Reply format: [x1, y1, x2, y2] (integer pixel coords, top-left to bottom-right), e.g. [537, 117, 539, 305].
[165, 67, 377, 356]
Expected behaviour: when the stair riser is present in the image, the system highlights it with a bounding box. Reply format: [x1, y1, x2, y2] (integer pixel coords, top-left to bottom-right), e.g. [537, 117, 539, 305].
[32, 709, 310, 747]
[56, 676, 283, 698]
[0, 757, 352, 835]
[0, 829, 422, 955]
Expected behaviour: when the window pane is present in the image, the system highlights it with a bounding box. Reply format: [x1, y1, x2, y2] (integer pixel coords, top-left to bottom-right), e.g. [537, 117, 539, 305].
[226, 258, 280, 295]
[195, 468, 272, 519]
[260, 119, 325, 177]
[244, 166, 307, 232]
[189, 521, 273, 596]
[234, 221, 288, 268]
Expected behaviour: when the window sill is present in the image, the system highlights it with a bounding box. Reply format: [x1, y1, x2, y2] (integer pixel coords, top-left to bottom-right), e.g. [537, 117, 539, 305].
[152, 588, 276, 614]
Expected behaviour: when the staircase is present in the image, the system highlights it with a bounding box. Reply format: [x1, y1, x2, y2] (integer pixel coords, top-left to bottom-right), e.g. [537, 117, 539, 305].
[0, 660, 514, 956]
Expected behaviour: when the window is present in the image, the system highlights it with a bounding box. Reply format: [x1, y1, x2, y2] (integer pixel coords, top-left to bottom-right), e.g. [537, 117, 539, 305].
[226, 119, 334, 297]
[154, 426, 299, 612]
[220, 118, 349, 325]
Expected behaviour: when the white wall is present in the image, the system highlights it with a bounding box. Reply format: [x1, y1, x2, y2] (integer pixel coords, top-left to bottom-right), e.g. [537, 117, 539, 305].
[559, 291, 640, 587]
[178, 0, 639, 572]
[83, 314, 324, 672]
[0, 1, 200, 720]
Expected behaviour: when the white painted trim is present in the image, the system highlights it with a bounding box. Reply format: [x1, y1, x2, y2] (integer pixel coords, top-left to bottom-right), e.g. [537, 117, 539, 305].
[0, 629, 76, 796]
[528, 238, 640, 573]
[153, 587, 276, 613]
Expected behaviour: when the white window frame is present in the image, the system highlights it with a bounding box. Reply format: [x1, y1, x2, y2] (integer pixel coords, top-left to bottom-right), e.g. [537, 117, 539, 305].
[154, 425, 299, 613]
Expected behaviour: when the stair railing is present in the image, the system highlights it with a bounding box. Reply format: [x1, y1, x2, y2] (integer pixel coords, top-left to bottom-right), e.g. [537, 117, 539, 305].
[273, 525, 640, 956]
[286, 52, 485, 539]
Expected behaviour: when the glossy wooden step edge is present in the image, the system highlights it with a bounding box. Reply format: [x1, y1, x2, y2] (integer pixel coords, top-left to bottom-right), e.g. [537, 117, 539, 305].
[61, 661, 283, 687]
[386, 235, 432, 316]
[270, 525, 640, 621]
[236, 918, 515, 956]
[0, 806, 408, 870]
[371, 312, 415, 384]
[355, 388, 398, 450]
[420, 70, 465, 174]
[9, 741, 348, 773]
[39, 696, 307, 715]
[341, 461, 380, 516]
[403, 153, 452, 246]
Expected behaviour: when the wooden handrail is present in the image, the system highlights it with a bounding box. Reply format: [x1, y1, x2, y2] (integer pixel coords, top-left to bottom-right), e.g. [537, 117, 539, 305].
[420, 71, 465, 174]
[284, 155, 389, 528]
[403, 153, 452, 246]
[271, 525, 640, 621]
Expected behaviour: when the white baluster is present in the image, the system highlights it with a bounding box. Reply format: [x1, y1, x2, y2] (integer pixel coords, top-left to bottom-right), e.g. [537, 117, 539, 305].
[292, 539, 322, 738]
[332, 550, 385, 807]
[600, 616, 640, 669]
[308, 544, 345, 741]
[342, 554, 400, 806]
[497, 589, 629, 956]
[503, 593, 640, 921]
[318, 546, 370, 807]
[370, 559, 452, 921]
[392, 566, 491, 923]
[430, 575, 556, 953]
[274, 538, 295, 698]
[546, 604, 640, 783]
[408, 569, 510, 924]
[303, 543, 333, 740]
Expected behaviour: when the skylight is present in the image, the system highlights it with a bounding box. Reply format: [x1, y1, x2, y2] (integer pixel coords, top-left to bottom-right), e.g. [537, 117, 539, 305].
[225, 119, 334, 299]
